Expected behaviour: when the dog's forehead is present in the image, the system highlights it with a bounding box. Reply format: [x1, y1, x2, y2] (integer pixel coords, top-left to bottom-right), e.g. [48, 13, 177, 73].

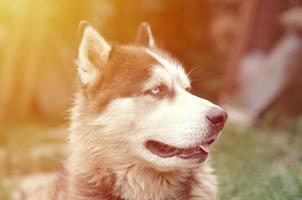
[109, 45, 190, 88]
[109, 45, 158, 71]
[146, 49, 190, 89]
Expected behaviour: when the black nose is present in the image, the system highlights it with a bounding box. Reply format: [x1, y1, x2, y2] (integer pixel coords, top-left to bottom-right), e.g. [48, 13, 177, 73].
[207, 108, 228, 130]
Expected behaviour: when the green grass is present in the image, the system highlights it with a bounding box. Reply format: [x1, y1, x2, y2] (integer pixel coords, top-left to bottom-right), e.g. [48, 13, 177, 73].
[213, 126, 302, 200]
[0, 121, 301, 199]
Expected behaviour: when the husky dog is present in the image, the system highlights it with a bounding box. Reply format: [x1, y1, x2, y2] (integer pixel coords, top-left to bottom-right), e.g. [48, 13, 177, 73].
[29, 22, 227, 200]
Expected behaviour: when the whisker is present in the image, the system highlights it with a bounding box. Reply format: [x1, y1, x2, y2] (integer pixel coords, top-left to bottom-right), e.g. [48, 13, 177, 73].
[187, 67, 197, 78]
[190, 78, 204, 82]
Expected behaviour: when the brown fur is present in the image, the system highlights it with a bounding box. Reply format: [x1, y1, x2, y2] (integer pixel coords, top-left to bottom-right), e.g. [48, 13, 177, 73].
[84, 45, 160, 113]
[27, 25, 218, 200]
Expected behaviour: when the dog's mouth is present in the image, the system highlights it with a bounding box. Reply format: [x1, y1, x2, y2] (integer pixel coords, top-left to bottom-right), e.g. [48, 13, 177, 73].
[145, 139, 215, 162]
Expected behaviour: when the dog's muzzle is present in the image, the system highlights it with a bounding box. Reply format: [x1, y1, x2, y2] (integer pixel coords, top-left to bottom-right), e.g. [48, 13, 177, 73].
[145, 107, 228, 163]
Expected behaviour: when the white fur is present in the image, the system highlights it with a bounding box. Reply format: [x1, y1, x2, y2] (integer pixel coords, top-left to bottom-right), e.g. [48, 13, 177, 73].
[91, 50, 221, 170]
[77, 26, 111, 85]
[142, 65, 174, 90]
[145, 25, 155, 48]
[146, 49, 191, 89]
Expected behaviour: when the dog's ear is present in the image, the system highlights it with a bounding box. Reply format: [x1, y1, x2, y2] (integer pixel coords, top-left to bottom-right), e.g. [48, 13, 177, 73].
[135, 22, 155, 48]
[77, 21, 111, 86]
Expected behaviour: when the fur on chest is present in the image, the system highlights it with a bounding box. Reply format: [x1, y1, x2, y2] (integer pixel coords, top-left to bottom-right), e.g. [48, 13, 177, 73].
[70, 166, 196, 200]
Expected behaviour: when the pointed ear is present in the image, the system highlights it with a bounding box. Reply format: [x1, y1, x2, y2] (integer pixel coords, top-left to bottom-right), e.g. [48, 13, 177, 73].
[134, 22, 155, 48]
[77, 22, 111, 86]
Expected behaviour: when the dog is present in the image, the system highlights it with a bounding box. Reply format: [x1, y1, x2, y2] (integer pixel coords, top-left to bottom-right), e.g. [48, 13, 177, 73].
[28, 22, 227, 200]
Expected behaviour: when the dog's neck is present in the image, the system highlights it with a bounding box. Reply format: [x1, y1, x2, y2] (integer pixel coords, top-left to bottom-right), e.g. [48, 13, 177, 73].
[66, 153, 196, 200]
[113, 164, 195, 200]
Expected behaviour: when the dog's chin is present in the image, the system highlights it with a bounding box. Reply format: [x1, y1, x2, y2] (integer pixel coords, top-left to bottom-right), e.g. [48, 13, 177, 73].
[145, 139, 215, 164]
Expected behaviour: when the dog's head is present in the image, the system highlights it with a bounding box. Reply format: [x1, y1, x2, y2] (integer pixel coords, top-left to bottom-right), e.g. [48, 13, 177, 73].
[71, 22, 227, 171]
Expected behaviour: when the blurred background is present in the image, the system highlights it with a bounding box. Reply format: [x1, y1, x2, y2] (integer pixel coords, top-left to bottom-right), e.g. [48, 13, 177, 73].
[0, 0, 302, 199]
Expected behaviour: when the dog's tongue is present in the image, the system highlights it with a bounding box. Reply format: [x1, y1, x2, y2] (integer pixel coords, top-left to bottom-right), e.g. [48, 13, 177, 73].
[198, 144, 210, 153]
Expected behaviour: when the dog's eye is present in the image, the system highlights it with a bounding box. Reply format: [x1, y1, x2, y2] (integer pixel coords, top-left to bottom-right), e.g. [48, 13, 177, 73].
[150, 87, 161, 95]
[144, 85, 168, 97]
[144, 86, 162, 96]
